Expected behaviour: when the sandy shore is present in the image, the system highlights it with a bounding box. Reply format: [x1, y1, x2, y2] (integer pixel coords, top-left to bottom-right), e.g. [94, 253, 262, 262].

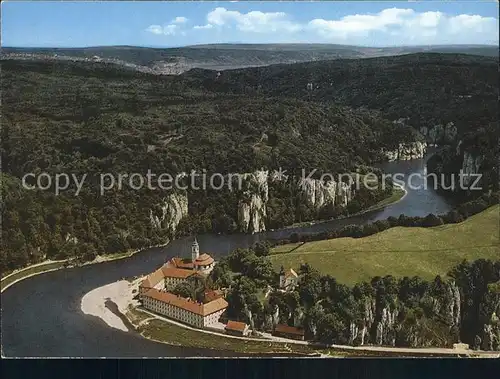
[80, 278, 142, 332]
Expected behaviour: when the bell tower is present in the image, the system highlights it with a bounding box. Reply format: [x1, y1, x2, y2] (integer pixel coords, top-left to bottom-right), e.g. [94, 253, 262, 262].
[191, 237, 200, 263]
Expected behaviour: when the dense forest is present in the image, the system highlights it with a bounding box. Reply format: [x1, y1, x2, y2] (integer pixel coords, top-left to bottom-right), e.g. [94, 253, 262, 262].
[183, 53, 499, 192]
[209, 244, 500, 350]
[1, 53, 498, 272]
[184, 53, 498, 135]
[1, 59, 408, 271]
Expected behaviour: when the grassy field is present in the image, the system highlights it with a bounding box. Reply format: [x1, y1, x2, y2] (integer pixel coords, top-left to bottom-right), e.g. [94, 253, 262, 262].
[270, 205, 499, 285]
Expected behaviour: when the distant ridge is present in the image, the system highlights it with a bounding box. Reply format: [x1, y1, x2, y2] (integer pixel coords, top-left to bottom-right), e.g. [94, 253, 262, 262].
[2, 44, 497, 75]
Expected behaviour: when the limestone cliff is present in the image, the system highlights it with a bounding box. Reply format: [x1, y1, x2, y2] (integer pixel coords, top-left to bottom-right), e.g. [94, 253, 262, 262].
[347, 280, 462, 348]
[237, 170, 269, 234]
[420, 122, 458, 145]
[462, 150, 483, 187]
[427, 140, 485, 191]
[480, 284, 500, 351]
[149, 192, 188, 235]
[297, 177, 353, 209]
[383, 141, 427, 161]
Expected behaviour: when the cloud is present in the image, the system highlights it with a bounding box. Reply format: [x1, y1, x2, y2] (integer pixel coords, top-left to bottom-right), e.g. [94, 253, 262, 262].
[308, 8, 414, 37]
[146, 25, 163, 35]
[193, 24, 214, 30]
[172, 16, 188, 24]
[205, 7, 301, 33]
[146, 24, 180, 36]
[307, 8, 498, 43]
[146, 17, 188, 36]
[147, 7, 498, 45]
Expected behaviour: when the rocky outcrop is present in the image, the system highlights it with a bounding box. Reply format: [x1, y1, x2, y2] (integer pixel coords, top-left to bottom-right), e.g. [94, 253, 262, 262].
[348, 297, 375, 346]
[297, 177, 353, 209]
[347, 280, 462, 348]
[461, 151, 483, 187]
[375, 307, 399, 346]
[429, 140, 485, 191]
[237, 169, 356, 232]
[65, 233, 78, 244]
[237, 170, 269, 234]
[149, 192, 188, 235]
[447, 281, 462, 327]
[481, 323, 500, 351]
[293, 307, 305, 328]
[384, 141, 427, 161]
[420, 122, 458, 145]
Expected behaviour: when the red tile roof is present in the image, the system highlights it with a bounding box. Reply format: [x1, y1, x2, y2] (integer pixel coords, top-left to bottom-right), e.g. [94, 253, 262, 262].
[225, 320, 248, 332]
[204, 289, 223, 302]
[143, 289, 228, 316]
[169, 257, 194, 269]
[161, 266, 197, 279]
[140, 267, 164, 289]
[194, 253, 214, 266]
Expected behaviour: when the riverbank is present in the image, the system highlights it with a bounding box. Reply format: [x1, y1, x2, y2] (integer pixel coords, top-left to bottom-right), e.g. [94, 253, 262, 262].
[282, 183, 407, 231]
[81, 279, 142, 332]
[0, 244, 168, 293]
[80, 278, 326, 356]
[0, 185, 407, 292]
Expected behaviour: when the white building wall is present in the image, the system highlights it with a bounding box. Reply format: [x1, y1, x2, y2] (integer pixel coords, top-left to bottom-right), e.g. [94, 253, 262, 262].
[203, 308, 226, 327]
[143, 296, 205, 328]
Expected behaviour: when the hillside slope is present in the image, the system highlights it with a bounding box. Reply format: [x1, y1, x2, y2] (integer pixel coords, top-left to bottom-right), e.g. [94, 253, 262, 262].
[270, 205, 500, 285]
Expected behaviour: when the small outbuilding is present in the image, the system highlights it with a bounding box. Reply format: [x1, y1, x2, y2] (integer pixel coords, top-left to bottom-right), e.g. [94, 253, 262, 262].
[225, 320, 250, 336]
[273, 324, 305, 341]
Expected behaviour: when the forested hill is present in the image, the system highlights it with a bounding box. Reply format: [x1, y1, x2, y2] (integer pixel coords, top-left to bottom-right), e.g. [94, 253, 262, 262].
[183, 53, 499, 192]
[3, 44, 498, 72]
[1, 59, 416, 271]
[1, 52, 497, 271]
[182, 53, 498, 134]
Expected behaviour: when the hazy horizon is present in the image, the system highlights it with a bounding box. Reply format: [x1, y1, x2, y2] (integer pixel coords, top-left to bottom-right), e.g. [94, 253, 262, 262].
[3, 42, 499, 50]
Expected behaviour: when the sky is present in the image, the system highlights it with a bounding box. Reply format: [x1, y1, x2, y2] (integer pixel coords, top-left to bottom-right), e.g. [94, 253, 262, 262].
[2, 1, 499, 48]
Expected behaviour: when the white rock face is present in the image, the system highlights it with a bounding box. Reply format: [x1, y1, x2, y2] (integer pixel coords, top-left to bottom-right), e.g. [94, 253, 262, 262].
[237, 170, 269, 234]
[384, 141, 427, 161]
[149, 192, 188, 235]
[376, 307, 399, 346]
[65, 233, 78, 244]
[297, 177, 353, 209]
[462, 151, 483, 187]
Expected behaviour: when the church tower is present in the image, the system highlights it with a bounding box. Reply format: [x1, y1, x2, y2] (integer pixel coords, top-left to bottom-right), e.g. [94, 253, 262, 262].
[191, 237, 200, 264]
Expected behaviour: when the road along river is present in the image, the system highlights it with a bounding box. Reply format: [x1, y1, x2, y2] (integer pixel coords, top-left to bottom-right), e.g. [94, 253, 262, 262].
[1, 151, 456, 357]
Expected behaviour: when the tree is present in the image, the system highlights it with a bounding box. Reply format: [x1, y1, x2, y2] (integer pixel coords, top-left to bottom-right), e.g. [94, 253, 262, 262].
[254, 241, 270, 257]
[290, 233, 300, 243]
[210, 261, 232, 288]
[422, 213, 444, 227]
[317, 313, 347, 344]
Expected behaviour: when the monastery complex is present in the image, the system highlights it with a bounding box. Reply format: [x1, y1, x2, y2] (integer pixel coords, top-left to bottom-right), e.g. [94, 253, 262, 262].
[139, 239, 228, 328]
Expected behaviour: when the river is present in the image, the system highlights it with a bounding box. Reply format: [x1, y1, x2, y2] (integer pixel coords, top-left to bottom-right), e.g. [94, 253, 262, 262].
[1, 150, 456, 357]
